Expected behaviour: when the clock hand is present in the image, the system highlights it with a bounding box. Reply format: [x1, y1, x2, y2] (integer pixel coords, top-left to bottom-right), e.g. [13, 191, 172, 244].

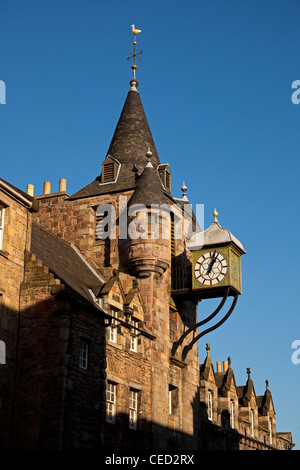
[206, 252, 218, 274]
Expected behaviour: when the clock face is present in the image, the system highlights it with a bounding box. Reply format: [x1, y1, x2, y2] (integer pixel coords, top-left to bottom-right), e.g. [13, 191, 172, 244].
[194, 250, 228, 286]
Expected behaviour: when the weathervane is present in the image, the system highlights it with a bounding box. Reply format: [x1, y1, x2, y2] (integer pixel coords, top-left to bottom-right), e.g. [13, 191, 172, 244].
[127, 24, 143, 80]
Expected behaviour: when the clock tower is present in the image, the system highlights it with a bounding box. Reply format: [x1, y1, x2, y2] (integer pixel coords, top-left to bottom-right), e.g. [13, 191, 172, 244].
[187, 209, 246, 299]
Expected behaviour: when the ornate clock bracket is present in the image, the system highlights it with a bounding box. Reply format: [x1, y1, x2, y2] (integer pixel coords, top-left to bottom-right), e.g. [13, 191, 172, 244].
[170, 287, 238, 365]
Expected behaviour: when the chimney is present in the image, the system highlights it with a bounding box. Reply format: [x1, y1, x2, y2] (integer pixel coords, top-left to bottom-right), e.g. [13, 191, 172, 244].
[59, 178, 67, 193]
[217, 361, 222, 373]
[223, 360, 228, 372]
[43, 181, 51, 195]
[27, 184, 34, 197]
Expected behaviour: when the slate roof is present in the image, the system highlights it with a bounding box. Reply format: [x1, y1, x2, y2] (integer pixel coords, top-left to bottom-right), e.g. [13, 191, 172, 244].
[128, 162, 167, 208]
[69, 84, 161, 200]
[30, 222, 105, 310]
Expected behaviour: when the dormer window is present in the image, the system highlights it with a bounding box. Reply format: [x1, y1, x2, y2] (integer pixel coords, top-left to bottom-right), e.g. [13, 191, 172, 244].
[101, 156, 119, 184]
[158, 164, 171, 192]
[0, 205, 5, 250]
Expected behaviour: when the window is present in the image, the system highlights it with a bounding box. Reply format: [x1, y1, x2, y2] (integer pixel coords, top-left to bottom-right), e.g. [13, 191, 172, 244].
[169, 308, 175, 341]
[0, 340, 6, 364]
[0, 205, 5, 250]
[130, 320, 139, 352]
[129, 388, 138, 430]
[109, 308, 118, 343]
[229, 400, 234, 428]
[165, 169, 171, 192]
[170, 212, 175, 257]
[106, 381, 117, 424]
[168, 385, 179, 415]
[101, 156, 118, 183]
[79, 339, 89, 369]
[158, 164, 171, 192]
[269, 418, 272, 445]
[207, 391, 213, 421]
[95, 209, 114, 241]
[250, 409, 254, 437]
[103, 162, 115, 182]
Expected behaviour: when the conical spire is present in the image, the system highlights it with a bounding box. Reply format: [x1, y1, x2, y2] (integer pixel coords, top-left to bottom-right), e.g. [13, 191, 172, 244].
[128, 151, 166, 208]
[70, 27, 161, 200]
[107, 85, 160, 170]
[70, 84, 161, 200]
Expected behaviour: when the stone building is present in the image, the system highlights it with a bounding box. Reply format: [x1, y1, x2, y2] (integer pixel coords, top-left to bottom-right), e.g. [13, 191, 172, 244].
[0, 67, 294, 450]
[199, 344, 293, 450]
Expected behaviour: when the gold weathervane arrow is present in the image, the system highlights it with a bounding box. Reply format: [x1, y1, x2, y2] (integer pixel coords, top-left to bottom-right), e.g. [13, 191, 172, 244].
[127, 24, 143, 80]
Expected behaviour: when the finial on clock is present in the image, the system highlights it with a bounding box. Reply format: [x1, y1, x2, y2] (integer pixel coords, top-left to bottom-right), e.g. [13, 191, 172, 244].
[213, 208, 219, 221]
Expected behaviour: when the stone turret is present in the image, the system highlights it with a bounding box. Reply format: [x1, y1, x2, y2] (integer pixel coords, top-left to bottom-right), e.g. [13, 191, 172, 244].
[126, 153, 170, 278]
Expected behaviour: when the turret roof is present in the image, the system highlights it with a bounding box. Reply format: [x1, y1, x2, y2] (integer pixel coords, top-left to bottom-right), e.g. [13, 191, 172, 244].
[128, 160, 167, 208]
[70, 81, 161, 200]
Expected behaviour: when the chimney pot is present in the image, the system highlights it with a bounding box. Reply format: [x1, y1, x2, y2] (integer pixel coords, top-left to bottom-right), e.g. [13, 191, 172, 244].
[223, 360, 228, 372]
[27, 184, 34, 197]
[43, 181, 51, 195]
[217, 361, 222, 373]
[59, 178, 67, 193]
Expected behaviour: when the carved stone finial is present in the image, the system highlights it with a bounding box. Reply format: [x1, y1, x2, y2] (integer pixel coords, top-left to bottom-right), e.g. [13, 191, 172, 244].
[145, 148, 153, 168]
[206, 343, 210, 356]
[146, 147, 152, 159]
[247, 367, 251, 378]
[266, 379, 269, 390]
[228, 356, 231, 368]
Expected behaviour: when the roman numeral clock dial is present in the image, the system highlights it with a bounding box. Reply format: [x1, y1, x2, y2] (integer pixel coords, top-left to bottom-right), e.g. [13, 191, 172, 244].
[194, 250, 228, 286]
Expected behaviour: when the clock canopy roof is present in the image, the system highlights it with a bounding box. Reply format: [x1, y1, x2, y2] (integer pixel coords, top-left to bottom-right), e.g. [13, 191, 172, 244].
[187, 213, 246, 254]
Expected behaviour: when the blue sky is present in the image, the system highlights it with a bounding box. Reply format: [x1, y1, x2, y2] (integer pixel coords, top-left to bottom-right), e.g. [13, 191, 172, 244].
[1, 0, 300, 449]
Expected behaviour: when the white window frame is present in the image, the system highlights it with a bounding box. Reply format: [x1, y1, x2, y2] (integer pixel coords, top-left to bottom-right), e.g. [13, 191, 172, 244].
[109, 308, 118, 343]
[130, 319, 139, 352]
[129, 388, 138, 430]
[79, 339, 89, 369]
[207, 391, 213, 421]
[0, 206, 5, 250]
[106, 381, 117, 424]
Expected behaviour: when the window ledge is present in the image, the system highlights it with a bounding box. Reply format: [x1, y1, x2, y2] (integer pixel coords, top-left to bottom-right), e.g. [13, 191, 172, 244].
[107, 340, 122, 350]
[0, 250, 9, 259]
